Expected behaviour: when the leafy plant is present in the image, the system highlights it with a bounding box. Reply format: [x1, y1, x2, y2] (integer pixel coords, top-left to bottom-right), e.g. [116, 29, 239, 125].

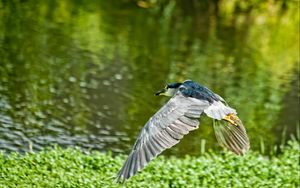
[0, 140, 298, 187]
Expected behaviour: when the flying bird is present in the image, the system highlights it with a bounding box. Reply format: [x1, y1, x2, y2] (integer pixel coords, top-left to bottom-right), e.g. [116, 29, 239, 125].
[116, 80, 250, 183]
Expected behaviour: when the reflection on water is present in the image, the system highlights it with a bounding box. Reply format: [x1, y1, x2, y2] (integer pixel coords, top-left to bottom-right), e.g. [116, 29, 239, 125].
[0, 0, 299, 155]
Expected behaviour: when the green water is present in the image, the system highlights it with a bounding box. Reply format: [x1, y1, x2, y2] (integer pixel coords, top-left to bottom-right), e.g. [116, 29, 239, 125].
[0, 0, 299, 156]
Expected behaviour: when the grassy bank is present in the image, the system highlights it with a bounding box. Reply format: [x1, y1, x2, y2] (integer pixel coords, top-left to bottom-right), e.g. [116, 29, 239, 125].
[0, 141, 299, 188]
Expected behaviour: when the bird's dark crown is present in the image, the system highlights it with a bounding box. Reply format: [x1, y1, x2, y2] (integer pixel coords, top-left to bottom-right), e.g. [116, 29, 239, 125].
[166, 82, 182, 89]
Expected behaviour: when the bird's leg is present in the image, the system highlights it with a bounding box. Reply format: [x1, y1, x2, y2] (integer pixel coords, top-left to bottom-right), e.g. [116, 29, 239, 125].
[223, 113, 238, 126]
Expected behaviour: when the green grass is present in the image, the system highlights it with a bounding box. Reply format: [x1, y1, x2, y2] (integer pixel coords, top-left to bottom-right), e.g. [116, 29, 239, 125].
[0, 141, 299, 188]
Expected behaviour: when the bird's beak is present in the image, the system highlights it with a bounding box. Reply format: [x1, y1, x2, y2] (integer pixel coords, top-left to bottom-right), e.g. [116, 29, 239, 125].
[155, 88, 167, 96]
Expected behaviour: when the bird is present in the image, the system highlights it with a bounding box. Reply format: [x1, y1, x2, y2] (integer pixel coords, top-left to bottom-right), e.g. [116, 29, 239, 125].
[116, 80, 250, 183]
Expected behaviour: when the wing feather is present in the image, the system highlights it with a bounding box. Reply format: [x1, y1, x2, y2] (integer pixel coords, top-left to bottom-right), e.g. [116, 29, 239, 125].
[168, 123, 189, 135]
[165, 126, 183, 139]
[174, 120, 197, 131]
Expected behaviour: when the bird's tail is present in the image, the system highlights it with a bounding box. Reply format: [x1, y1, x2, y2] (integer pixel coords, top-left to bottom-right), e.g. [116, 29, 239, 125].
[213, 115, 250, 155]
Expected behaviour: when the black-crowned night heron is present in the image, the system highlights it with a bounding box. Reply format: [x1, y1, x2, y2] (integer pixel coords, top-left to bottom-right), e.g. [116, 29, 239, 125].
[116, 80, 250, 183]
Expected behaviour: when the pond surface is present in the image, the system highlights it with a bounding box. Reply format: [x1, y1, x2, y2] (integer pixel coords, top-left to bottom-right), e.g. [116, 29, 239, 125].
[0, 0, 299, 156]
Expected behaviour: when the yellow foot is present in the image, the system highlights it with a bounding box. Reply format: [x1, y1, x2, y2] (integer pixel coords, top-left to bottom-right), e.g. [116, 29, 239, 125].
[223, 113, 238, 126]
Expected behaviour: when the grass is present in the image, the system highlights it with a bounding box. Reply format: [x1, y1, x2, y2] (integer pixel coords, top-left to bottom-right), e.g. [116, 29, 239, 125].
[0, 141, 299, 188]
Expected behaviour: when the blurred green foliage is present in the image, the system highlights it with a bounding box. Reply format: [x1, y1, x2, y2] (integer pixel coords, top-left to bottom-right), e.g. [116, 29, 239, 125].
[0, 140, 299, 187]
[0, 0, 299, 155]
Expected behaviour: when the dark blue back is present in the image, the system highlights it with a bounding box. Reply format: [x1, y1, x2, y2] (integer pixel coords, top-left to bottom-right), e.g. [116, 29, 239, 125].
[179, 80, 219, 103]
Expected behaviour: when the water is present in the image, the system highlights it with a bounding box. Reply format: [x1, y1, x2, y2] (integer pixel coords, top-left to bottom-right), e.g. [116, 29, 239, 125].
[0, 0, 299, 156]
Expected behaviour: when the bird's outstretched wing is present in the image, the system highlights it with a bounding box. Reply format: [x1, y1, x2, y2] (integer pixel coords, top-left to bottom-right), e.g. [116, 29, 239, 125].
[201, 98, 250, 155]
[116, 92, 210, 183]
[213, 116, 250, 155]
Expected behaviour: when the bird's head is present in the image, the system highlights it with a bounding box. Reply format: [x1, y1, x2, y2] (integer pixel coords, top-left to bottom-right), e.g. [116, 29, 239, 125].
[155, 82, 182, 97]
